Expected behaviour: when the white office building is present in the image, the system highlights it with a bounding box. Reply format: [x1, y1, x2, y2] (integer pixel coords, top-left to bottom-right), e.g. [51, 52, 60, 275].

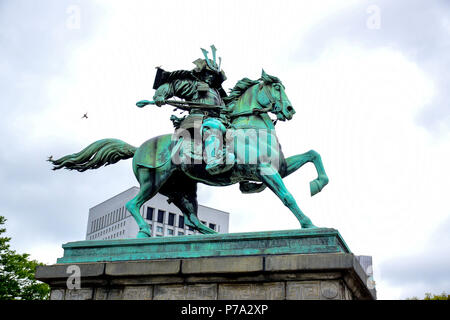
[85, 186, 229, 240]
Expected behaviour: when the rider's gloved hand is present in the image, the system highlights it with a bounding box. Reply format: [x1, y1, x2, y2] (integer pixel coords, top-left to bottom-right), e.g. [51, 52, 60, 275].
[154, 96, 165, 107]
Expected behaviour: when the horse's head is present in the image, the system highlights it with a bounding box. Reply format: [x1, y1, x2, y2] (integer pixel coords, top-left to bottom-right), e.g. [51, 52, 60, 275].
[257, 69, 295, 121]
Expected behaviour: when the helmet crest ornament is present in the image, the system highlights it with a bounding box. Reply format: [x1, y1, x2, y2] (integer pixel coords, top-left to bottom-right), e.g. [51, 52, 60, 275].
[197, 45, 222, 73]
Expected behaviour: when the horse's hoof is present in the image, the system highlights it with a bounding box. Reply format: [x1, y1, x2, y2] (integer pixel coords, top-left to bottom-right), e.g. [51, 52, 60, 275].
[310, 179, 322, 196]
[200, 226, 218, 234]
[136, 230, 151, 238]
[301, 217, 317, 229]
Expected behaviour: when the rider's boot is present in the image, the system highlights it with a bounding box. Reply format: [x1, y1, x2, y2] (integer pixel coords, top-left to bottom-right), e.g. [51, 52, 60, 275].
[204, 131, 234, 175]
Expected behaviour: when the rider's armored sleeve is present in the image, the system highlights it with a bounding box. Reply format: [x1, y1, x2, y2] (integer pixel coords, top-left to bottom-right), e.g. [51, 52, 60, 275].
[153, 79, 198, 101]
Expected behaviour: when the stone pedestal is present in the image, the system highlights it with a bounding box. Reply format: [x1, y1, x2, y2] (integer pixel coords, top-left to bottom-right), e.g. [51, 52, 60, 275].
[35, 228, 376, 300]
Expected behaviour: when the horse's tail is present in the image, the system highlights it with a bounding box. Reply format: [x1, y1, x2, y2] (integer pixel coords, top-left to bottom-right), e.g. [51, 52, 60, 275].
[51, 139, 137, 172]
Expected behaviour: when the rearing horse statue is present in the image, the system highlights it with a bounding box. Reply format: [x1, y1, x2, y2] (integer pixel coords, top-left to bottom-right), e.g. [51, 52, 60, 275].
[51, 70, 329, 238]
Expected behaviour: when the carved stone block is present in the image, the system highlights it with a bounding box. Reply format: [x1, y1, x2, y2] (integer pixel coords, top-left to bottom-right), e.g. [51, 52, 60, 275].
[123, 286, 152, 300]
[65, 288, 93, 300]
[286, 281, 321, 300]
[106, 260, 180, 276]
[320, 281, 341, 300]
[153, 284, 217, 300]
[286, 280, 344, 300]
[107, 288, 124, 300]
[218, 282, 285, 300]
[182, 256, 263, 274]
[94, 288, 108, 300]
[50, 289, 65, 300]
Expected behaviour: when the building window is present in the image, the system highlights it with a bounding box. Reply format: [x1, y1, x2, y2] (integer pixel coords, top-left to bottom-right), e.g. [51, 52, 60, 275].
[178, 215, 184, 229]
[168, 213, 175, 226]
[177, 231, 184, 236]
[167, 229, 174, 236]
[146, 207, 154, 221]
[156, 226, 163, 234]
[157, 210, 165, 223]
[209, 223, 216, 231]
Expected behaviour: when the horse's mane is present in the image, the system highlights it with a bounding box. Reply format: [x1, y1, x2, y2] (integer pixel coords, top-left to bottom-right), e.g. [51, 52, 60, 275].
[223, 72, 282, 104]
[223, 78, 259, 104]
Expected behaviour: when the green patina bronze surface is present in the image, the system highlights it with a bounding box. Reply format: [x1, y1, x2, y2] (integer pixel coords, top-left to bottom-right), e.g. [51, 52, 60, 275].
[57, 228, 350, 264]
[50, 45, 330, 239]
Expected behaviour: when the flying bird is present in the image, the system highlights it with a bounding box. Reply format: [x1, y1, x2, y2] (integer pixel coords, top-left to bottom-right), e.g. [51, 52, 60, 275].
[81, 113, 88, 119]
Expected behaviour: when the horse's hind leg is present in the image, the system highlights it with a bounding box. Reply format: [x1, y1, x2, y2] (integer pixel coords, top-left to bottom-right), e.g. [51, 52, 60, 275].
[126, 166, 171, 238]
[172, 194, 217, 234]
[162, 182, 217, 235]
[257, 164, 316, 229]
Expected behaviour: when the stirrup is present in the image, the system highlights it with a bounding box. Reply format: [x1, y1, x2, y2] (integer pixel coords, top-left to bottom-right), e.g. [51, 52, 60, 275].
[205, 160, 223, 175]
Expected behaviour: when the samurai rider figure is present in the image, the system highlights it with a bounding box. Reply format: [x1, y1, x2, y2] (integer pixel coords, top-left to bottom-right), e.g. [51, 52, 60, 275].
[150, 45, 235, 175]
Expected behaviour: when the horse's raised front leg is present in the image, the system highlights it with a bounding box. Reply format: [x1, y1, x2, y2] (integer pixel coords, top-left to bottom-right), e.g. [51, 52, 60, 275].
[284, 150, 329, 196]
[256, 164, 316, 228]
[239, 150, 329, 196]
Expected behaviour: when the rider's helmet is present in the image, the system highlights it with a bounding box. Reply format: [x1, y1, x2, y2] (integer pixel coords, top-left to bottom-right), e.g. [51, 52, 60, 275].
[192, 45, 227, 89]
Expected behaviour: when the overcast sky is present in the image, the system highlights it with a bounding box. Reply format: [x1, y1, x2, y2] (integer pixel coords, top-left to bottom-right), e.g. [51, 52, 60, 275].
[1, 0, 449, 300]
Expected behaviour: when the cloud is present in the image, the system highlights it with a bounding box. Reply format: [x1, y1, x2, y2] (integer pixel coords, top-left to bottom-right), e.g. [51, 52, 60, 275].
[379, 216, 450, 298]
[0, 0, 110, 262]
[291, 0, 450, 135]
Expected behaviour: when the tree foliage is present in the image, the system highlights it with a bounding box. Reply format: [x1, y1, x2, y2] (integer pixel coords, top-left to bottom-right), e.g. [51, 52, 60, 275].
[407, 292, 450, 300]
[423, 292, 450, 300]
[0, 216, 50, 300]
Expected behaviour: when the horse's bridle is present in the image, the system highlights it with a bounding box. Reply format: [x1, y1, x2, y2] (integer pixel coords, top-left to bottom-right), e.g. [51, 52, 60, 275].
[261, 82, 283, 113]
[229, 81, 281, 119]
